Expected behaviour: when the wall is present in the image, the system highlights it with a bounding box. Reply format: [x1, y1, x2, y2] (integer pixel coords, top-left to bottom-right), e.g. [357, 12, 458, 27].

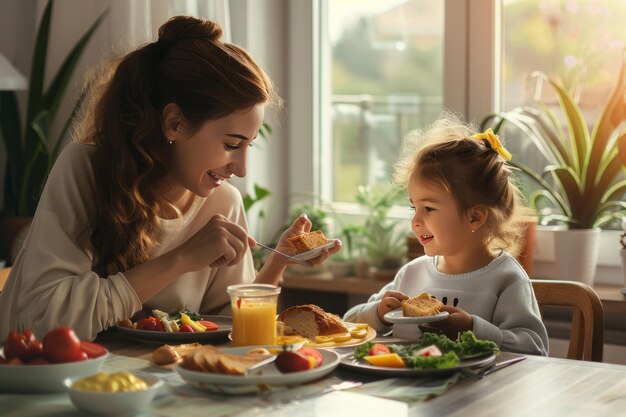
[0, 0, 292, 241]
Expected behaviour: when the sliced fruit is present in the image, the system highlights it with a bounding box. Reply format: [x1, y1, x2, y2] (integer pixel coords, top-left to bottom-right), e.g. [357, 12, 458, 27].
[367, 343, 391, 356]
[415, 345, 442, 357]
[275, 351, 311, 373]
[277, 335, 306, 345]
[332, 333, 352, 343]
[363, 353, 405, 368]
[314, 335, 335, 343]
[354, 323, 369, 330]
[349, 328, 368, 339]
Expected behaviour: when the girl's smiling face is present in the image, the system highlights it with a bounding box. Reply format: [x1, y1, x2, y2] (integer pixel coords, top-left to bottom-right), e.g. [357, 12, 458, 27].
[408, 175, 475, 258]
[165, 104, 264, 199]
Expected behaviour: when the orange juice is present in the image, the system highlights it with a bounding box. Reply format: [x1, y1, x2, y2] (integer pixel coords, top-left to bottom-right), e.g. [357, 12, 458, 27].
[231, 300, 277, 346]
[227, 284, 281, 347]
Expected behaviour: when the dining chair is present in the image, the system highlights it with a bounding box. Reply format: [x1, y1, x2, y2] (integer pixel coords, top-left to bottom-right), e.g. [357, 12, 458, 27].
[531, 279, 604, 362]
[0, 266, 11, 293]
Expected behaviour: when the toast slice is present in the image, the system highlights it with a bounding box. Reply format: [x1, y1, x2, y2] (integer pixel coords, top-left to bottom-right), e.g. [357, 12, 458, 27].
[401, 292, 443, 317]
[288, 230, 328, 254]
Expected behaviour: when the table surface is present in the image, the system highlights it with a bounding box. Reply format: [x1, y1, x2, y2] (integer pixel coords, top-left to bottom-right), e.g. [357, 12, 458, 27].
[3, 331, 626, 417]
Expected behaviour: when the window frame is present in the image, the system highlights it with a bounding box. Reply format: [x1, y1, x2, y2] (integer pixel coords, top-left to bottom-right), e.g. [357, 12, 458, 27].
[287, 0, 498, 207]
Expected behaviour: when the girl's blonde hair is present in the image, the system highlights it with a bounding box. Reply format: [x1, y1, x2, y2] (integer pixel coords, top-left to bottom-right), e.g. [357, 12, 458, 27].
[393, 112, 528, 256]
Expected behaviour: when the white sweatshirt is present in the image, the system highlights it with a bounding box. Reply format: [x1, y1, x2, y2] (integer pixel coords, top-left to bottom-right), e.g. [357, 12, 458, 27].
[344, 252, 549, 356]
[0, 143, 255, 342]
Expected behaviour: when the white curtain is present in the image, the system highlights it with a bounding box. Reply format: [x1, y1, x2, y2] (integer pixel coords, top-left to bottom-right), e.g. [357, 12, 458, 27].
[40, 0, 231, 144]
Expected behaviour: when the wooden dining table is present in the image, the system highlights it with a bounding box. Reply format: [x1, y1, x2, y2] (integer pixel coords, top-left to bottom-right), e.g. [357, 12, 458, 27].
[3, 329, 626, 417]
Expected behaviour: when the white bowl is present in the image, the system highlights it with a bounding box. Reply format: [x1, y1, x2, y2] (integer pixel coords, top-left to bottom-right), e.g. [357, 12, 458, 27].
[0, 352, 108, 393]
[66, 372, 163, 415]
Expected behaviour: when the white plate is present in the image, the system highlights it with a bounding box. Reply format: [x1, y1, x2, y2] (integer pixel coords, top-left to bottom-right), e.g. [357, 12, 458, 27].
[336, 347, 495, 378]
[383, 310, 449, 324]
[0, 351, 108, 393]
[115, 315, 232, 344]
[291, 241, 337, 260]
[176, 346, 340, 394]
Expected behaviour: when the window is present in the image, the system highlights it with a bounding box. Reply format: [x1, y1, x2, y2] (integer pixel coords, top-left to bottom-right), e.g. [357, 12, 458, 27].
[501, 0, 626, 229]
[321, 0, 444, 203]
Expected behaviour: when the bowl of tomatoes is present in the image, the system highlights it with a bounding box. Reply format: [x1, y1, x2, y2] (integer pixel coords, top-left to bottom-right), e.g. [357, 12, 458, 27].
[0, 327, 108, 393]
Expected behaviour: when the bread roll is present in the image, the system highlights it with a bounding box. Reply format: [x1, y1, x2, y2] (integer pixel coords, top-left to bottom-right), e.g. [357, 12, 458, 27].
[277, 304, 348, 339]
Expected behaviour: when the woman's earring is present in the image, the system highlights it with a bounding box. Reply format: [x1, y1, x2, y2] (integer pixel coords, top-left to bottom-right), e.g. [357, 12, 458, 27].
[167, 140, 173, 145]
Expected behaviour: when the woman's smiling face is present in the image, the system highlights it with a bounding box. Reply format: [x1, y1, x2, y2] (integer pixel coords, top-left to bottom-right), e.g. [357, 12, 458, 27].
[408, 175, 474, 258]
[167, 104, 264, 197]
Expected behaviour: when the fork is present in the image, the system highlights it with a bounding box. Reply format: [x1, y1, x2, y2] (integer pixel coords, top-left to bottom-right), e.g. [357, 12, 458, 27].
[255, 242, 313, 267]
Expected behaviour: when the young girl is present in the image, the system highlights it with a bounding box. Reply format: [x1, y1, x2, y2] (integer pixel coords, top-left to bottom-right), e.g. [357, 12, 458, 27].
[0, 16, 340, 342]
[344, 115, 548, 356]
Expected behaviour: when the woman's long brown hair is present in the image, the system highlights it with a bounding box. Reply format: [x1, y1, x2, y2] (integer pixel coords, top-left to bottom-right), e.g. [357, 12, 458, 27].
[75, 16, 277, 275]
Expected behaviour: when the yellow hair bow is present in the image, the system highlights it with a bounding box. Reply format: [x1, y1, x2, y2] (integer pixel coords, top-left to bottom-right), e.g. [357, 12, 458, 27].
[470, 128, 512, 161]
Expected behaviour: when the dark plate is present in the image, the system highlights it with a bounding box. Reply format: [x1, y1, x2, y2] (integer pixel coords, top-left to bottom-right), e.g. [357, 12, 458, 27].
[335, 346, 495, 377]
[115, 315, 232, 344]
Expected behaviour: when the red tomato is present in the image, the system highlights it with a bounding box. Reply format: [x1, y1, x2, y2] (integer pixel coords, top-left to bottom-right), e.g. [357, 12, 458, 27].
[197, 320, 218, 331]
[29, 340, 43, 358]
[4, 329, 38, 361]
[7, 357, 23, 365]
[297, 347, 324, 368]
[4, 330, 33, 360]
[136, 317, 164, 332]
[42, 327, 83, 363]
[367, 343, 390, 356]
[26, 357, 50, 365]
[80, 341, 107, 358]
[179, 324, 194, 332]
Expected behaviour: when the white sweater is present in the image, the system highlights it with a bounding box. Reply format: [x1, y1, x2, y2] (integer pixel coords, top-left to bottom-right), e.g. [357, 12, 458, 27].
[0, 143, 255, 342]
[344, 252, 549, 356]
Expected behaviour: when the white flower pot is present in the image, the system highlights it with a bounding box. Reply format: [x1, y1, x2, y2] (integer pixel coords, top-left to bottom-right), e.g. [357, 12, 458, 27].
[553, 228, 600, 286]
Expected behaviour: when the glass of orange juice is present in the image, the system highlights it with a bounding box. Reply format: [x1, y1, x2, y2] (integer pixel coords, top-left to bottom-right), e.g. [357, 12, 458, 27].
[227, 284, 281, 346]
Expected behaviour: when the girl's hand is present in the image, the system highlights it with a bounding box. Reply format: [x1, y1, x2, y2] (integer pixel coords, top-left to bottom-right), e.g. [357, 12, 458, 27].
[179, 214, 255, 270]
[274, 214, 342, 266]
[425, 305, 473, 339]
[378, 291, 409, 324]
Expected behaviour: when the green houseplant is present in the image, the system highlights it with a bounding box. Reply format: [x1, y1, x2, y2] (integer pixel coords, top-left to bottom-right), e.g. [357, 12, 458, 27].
[0, 1, 107, 217]
[355, 184, 408, 278]
[481, 60, 626, 229]
[481, 55, 626, 284]
[0, 1, 107, 262]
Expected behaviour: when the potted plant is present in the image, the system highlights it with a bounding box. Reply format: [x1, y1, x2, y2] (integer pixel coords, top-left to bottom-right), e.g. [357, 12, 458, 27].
[355, 184, 408, 281]
[326, 223, 363, 278]
[481, 55, 626, 284]
[0, 0, 107, 263]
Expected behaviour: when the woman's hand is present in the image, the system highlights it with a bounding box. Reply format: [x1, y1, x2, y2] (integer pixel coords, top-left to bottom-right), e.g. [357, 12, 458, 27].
[377, 291, 409, 324]
[425, 305, 473, 339]
[178, 214, 255, 271]
[273, 214, 341, 266]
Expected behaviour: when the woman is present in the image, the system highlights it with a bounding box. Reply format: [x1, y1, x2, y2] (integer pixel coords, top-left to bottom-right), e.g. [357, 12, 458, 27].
[0, 16, 340, 341]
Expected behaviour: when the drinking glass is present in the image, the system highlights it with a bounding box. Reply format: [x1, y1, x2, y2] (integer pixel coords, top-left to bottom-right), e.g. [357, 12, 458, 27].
[227, 284, 281, 346]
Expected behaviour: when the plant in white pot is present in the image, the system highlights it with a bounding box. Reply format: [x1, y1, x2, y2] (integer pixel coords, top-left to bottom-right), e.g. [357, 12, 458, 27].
[0, 0, 107, 263]
[481, 55, 626, 285]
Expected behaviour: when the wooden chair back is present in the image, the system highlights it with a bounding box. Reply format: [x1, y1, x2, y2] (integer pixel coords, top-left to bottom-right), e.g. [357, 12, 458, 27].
[0, 266, 10, 293]
[531, 279, 604, 362]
